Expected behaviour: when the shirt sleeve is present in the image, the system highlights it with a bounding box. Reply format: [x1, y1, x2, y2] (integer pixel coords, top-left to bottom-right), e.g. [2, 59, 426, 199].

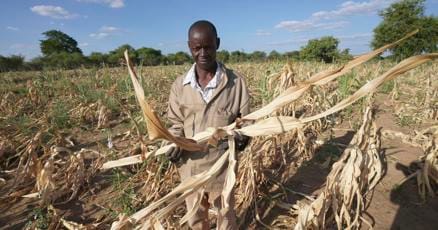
[167, 80, 185, 137]
[239, 77, 251, 117]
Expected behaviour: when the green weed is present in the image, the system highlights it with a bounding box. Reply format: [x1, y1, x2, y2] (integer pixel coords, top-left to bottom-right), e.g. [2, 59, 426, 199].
[258, 72, 274, 105]
[49, 101, 72, 129]
[379, 80, 394, 94]
[25, 207, 49, 229]
[111, 168, 137, 215]
[396, 114, 415, 127]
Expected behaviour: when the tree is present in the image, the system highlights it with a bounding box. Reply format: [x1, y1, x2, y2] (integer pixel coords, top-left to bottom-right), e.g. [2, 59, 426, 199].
[40, 30, 82, 56]
[300, 36, 340, 63]
[108, 44, 137, 66]
[339, 48, 353, 61]
[43, 52, 85, 69]
[88, 52, 108, 66]
[249, 51, 267, 62]
[172, 52, 192, 65]
[26, 57, 44, 71]
[283, 51, 300, 60]
[216, 50, 230, 63]
[371, 0, 438, 60]
[136, 47, 162, 66]
[0, 55, 25, 72]
[268, 50, 282, 61]
[229, 51, 248, 63]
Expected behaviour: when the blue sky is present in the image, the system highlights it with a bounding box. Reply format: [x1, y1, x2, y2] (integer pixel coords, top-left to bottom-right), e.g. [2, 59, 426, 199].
[1, 0, 437, 60]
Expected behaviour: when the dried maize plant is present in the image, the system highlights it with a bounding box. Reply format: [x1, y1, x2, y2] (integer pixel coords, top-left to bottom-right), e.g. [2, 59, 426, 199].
[102, 30, 422, 169]
[382, 125, 438, 150]
[27, 80, 40, 104]
[294, 106, 385, 230]
[6, 131, 44, 196]
[0, 91, 19, 117]
[22, 147, 103, 204]
[70, 102, 100, 125]
[69, 99, 113, 128]
[1, 126, 102, 205]
[235, 123, 319, 227]
[105, 31, 438, 229]
[56, 149, 87, 203]
[393, 64, 437, 123]
[423, 74, 437, 120]
[389, 79, 399, 101]
[384, 126, 438, 201]
[35, 155, 55, 204]
[234, 60, 347, 226]
[271, 63, 296, 96]
[235, 63, 321, 226]
[97, 101, 111, 129]
[134, 163, 181, 209]
[416, 137, 438, 200]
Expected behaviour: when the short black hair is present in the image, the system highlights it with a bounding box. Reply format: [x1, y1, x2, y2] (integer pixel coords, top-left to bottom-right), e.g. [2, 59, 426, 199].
[188, 20, 218, 39]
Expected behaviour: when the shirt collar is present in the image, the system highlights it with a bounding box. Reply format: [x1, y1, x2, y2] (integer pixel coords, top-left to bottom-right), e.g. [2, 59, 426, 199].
[183, 62, 222, 88]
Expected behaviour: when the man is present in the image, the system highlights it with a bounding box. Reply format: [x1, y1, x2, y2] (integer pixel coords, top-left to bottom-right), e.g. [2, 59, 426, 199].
[165, 20, 250, 229]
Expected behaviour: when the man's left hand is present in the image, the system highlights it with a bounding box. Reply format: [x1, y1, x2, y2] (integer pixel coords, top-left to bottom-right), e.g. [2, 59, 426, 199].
[217, 134, 250, 152]
[234, 133, 250, 151]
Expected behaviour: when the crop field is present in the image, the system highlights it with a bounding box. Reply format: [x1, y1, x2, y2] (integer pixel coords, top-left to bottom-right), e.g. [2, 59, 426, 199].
[0, 55, 437, 229]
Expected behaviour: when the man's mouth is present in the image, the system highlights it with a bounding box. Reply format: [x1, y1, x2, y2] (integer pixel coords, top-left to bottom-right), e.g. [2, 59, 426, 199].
[199, 57, 209, 63]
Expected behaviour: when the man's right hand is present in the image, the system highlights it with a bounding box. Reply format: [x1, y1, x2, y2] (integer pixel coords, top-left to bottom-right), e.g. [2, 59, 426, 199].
[165, 146, 182, 163]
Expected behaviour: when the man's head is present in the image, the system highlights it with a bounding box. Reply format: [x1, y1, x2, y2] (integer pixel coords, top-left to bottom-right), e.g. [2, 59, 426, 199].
[188, 20, 220, 71]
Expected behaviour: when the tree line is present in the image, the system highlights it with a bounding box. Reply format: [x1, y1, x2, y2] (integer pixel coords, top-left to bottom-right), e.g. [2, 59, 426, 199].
[1, 0, 436, 72]
[0, 33, 353, 72]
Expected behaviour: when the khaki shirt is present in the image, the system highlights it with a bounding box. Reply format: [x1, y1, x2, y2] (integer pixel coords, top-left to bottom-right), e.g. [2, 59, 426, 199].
[167, 63, 250, 192]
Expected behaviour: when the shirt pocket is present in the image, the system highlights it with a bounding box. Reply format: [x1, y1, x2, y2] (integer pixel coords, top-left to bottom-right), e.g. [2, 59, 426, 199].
[181, 103, 203, 137]
[213, 108, 236, 127]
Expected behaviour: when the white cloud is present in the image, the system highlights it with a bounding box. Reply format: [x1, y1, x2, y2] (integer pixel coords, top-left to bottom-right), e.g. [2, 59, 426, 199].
[275, 20, 314, 32]
[275, 0, 394, 33]
[275, 20, 347, 32]
[312, 0, 395, 19]
[10, 44, 25, 49]
[79, 42, 89, 47]
[10, 43, 34, 50]
[49, 21, 65, 26]
[6, 26, 19, 31]
[268, 33, 372, 47]
[90, 32, 109, 39]
[100, 26, 119, 32]
[156, 41, 186, 48]
[268, 38, 309, 46]
[77, 0, 125, 8]
[338, 33, 373, 40]
[89, 25, 120, 39]
[31, 5, 78, 19]
[255, 30, 272, 36]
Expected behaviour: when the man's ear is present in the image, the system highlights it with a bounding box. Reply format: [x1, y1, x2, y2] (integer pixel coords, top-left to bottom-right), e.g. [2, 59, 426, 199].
[187, 41, 191, 49]
[216, 37, 220, 50]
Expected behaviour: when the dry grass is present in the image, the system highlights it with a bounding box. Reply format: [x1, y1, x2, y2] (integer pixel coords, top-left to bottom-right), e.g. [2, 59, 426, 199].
[0, 31, 437, 228]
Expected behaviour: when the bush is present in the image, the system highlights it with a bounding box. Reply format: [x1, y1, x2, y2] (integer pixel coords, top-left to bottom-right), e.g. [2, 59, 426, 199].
[0, 55, 25, 72]
[42, 52, 86, 69]
[300, 36, 340, 63]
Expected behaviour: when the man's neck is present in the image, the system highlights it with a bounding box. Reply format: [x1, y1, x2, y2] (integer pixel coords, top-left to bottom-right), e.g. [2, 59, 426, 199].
[195, 62, 217, 89]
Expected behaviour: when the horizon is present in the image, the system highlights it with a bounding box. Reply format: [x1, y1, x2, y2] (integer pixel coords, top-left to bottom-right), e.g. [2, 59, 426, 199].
[1, 0, 437, 60]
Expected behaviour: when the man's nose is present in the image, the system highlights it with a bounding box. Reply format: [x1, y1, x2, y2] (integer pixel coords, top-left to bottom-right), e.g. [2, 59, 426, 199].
[200, 48, 207, 56]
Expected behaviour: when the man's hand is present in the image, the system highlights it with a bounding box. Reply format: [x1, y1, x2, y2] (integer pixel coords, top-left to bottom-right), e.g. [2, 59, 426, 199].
[218, 133, 250, 152]
[234, 133, 250, 151]
[165, 146, 182, 163]
[163, 139, 197, 163]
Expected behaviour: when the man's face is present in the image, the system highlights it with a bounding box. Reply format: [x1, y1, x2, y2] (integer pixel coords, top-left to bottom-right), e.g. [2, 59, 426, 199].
[188, 27, 219, 70]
